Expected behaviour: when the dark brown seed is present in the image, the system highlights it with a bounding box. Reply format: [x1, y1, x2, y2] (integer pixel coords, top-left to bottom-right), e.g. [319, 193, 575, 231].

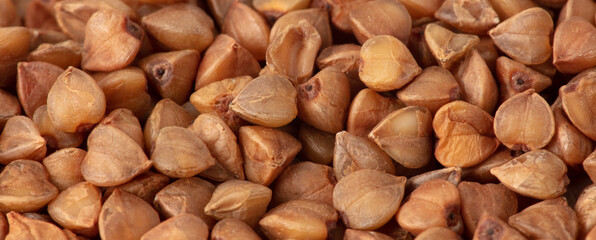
[298, 123, 335, 165]
[0, 89, 21, 131]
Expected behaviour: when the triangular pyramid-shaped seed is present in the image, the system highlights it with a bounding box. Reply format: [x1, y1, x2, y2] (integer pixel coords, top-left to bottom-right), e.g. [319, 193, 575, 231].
[489, 7, 553, 65]
[424, 23, 479, 69]
[496, 56, 552, 101]
[434, 0, 500, 34]
[553, 17, 596, 74]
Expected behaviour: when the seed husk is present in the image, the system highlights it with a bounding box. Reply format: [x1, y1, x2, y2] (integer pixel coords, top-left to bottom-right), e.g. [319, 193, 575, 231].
[433, 101, 500, 167]
[82, 9, 143, 71]
[0, 116, 47, 164]
[333, 131, 396, 181]
[47, 67, 106, 133]
[334, 169, 406, 230]
[560, 67, 596, 141]
[488, 8, 553, 65]
[359, 35, 422, 91]
[153, 177, 215, 227]
[434, 0, 500, 34]
[204, 179, 272, 227]
[99, 189, 160, 240]
[490, 150, 569, 199]
[194, 34, 260, 91]
[141, 4, 215, 52]
[230, 75, 298, 128]
[260, 199, 338, 240]
[42, 148, 86, 191]
[239, 126, 302, 186]
[223, 2, 270, 61]
[138, 50, 200, 105]
[396, 179, 463, 236]
[297, 67, 351, 133]
[82, 125, 152, 187]
[493, 89, 555, 152]
[508, 198, 578, 240]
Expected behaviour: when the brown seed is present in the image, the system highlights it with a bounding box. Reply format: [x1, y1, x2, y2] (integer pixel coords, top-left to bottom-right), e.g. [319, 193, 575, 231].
[252, 0, 310, 22]
[408, 23, 439, 69]
[546, 99, 594, 166]
[189, 113, 245, 181]
[576, 185, 596, 237]
[82, 125, 152, 187]
[473, 213, 526, 240]
[494, 89, 555, 151]
[489, 8, 553, 65]
[487, 0, 538, 20]
[142, 4, 215, 52]
[298, 123, 335, 165]
[103, 171, 168, 205]
[334, 169, 406, 230]
[495, 56, 552, 101]
[144, 99, 194, 154]
[584, 150, 596, 183]
[349, 0, 411, 44]
[327, 0, 372, 33]
[5, 211, 68, 240]
[153, 177, 215, 227]
[333, 131, 396, 181]
[204, 179, 272, 227]
[42, 148, 86, 191]
[316, 44, 360, 73]
[82, 9, 143, 71]
[27, 29, 71, 51]
[458, 182, 518, 238]
[588, 227, 596, 240]
[47, 67, 106, 133]
[138, 50, 200, 105]
[0, 160, 58, 212]
[0, 116, 47, 164]
[424, 23, 479, 70]
[475, 37, 500, 72]
[25, 0, 59, 32]
[239, 126, 302, 186]
[397, 66, 461, 114]
[346, 88, 405, 138]
[433, 101, 500, 167]
[297, 67, 350, 133]
[0, 89, 21, 131]
[31, 105, 85, 149]
[206, 0, 254, 26]
[0, 27, 30, 88]
[27, 40, 82, 70]
[47, 182, 101, 237]
[99, 189, 160, 240]
[0, 0, 18, 27]
[369, 106, 433, 169]
[415, 227, 460, 240]
[151, 126, 215, 178]
[272, 161, 336, 206]
[343, 229, 394, 240]
[140, 214, 209, 240]
[16, 61, 63, 117]
[230, 75, 298, 128]
[223, 2, 270, 61]
[508, 198, 578, 240]
[211, 218, 262, 240]
[54, 0, 136, 42]
[396, 179, 463, 236]
[434, 0, 500, 34]
[260, 199, 338, 240]
[558, 0, 596, 25]
[0, 214, 8, 240]
[359, 35, 422, 91]
[194, 34, 260, 90]
[266, 20, 322, 84]
[190, 76, 253, 132]
[398, 0, 443, 19]
[560, 68, 596, 141]
[405, 167, 462, 194]
[94, 67, 152, 119]
[137, 0, 187, 4]
[461, 147, 514, 183]
[490, 150, 569, 199]
[100, 108, 144, 149]
[453, 50, 498, 113]
[271, 8, 332, 50]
